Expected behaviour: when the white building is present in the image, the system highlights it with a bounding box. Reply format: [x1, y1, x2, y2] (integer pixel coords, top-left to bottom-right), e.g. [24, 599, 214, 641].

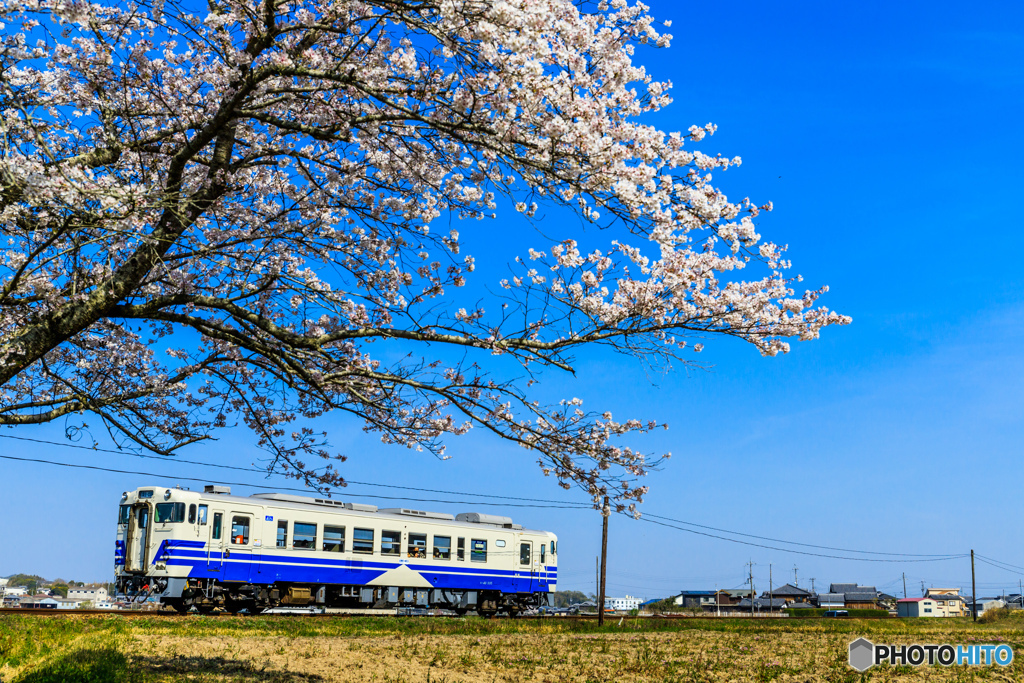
[56, 599, 85, 610]
[68, 586, 109, 602]
[0, 578, 7, 600]
[897, 597, 939, 617]
[5, 585, 28, 597]
[972, 598, 1005, 615]
[606, 595, 641, 612]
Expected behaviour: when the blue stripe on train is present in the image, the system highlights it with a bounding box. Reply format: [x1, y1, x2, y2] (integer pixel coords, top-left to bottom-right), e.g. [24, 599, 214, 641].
[165, 557, 544, 592]
[162, 547, 556, 580]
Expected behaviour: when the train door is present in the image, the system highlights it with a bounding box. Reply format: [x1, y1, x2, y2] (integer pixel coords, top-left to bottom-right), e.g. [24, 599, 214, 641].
[224, 513, 253, 582]
[207, 510, 225, 573]
[519, 540, 535, 592]
[125, 504, 151, 572]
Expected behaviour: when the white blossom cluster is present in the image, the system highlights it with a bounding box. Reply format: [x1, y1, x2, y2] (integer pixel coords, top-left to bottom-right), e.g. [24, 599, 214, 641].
[0, 0, 847, 510]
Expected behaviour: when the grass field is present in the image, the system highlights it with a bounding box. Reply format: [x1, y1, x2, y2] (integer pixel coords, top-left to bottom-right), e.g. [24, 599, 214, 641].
[2, 613, 1023, 682]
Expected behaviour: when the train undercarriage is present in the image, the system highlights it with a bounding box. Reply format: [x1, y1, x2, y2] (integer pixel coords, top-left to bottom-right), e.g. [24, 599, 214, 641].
[118, 575, 550, 616]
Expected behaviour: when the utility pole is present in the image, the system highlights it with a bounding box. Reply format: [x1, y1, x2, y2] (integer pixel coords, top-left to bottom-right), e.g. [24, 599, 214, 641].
[715, 582, 720, 617]
[810, 578, 816, 593]
[769, 564, 773, 615]
[747, 560, 755, 618]
[793, 565, 798, 588]
[598, 496, 609, 627]
[971, 550, 977, 622]
[903, 573, 907, 599]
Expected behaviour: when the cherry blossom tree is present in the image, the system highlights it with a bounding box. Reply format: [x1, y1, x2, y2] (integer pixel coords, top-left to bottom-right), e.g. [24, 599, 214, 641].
[0, 0, 848, 513]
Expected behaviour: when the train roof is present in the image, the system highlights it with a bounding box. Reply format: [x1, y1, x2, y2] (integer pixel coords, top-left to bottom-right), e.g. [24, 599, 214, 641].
[124, 485, 555, 536]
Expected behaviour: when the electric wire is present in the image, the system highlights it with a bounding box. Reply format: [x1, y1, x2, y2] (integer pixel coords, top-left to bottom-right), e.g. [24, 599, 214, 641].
[0, 433, 592, 507]
[0, 434, 981, 562]
[976, 554, 1024, 573]
[0, 454, 585, 510]
[637, 515, 969, 563]
[975, 556, 1024, 577]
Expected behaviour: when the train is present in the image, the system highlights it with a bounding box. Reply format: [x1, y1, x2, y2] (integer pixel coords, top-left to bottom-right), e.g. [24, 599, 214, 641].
[114, 484, 557, 615]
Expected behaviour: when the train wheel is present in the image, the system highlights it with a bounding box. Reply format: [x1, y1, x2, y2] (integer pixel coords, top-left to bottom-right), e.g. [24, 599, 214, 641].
[196, 605, 216, 615]
[164, 599, 189, 614]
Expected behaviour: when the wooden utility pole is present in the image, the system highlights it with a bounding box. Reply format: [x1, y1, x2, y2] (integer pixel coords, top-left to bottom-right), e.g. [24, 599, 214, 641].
[903, 572, 907, 599]
[769, 564, 773, 615]
[971, 550, 977, 622]
[747, 560, 755, 618]
[598, 496, 609, 626]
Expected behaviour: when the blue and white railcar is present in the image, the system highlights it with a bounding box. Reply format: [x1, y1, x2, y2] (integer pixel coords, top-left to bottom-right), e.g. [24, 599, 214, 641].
[115, 485, 557, 615]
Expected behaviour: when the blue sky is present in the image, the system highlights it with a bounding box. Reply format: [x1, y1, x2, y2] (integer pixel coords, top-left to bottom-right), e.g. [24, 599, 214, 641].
[2, 0, 1023, 600]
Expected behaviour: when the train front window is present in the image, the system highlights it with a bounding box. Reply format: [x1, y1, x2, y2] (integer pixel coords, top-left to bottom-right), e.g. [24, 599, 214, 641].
[407, 533, 426, 558]
[155, 502, 185, 523]
[118, 505, 130, 525]
[353, 528, 374, 554]
[551, 541, 556, 556]
[471, 539, 487, 563]
[323, 526, 345, 552]
[277, 521, 288, 548]
[540, 544, 546, 564]
[381, 530, 401, 556]
[433, 536, 451, 560]
[231, 516, 250, 544]
[198, 505, 208, 525]
[294, 522, 316, 550]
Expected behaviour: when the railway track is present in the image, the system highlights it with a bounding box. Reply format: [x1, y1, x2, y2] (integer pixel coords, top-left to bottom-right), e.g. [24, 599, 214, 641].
[0, 608, 848, 621]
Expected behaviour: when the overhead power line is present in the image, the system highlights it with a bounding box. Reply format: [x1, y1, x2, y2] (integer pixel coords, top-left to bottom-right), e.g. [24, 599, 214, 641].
[0, 454, 584, 510]
[643, 512, 958, 558]
[0, 433, 591, 507]
[0, 432, 981, 563]
[637, 515, 968, 564]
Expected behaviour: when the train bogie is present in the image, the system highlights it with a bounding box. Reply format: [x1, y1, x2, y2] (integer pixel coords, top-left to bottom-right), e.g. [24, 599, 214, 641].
[115, 485, 557, 615]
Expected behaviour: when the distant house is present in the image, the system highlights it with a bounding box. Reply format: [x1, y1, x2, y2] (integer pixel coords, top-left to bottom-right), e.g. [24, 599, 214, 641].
[674, 591, 717, 609]
[923, 588, 966, 617]
[828, 583, 880, 609]
[788, 602, 816, 610]
[68, 585, 109, 603]
[971, 598, 1004, 615]
[606, 595, 641, 612]
[816, 593, 845, 609]
[736, 597, 788, 612]
[711, 589, 750, 606]
[760, 584, 812, 604]
[20, 596, 59, 609]
[56, 598, 84, 610]
[5, 585, 28, 598]
[898, 597, 939, 617]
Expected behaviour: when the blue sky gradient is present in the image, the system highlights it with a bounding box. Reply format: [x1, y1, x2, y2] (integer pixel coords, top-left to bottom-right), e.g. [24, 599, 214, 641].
[2, 0, 1022, 600]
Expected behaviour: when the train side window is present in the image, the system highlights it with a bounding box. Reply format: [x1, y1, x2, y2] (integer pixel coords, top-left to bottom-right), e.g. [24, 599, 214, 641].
[381, 530, 401, 556]
[118, 505, 130, 525]
[471, 539, 487, 563]
[353, 528, 374, 554]
[323, 526, 345, 553]
[407, 533, 426, 558]
[198, 505, 208, 525]
[277, 520, 288, 548]
[294, 522, 316, 550]
[231, 516, 250, 545]
[540, 543, 546, 564]
[519, 543, 530, 565]
[188, 504, 197, 524]
[457, 537, 465, 561]
[212, 513, 222, 540]
[433, 535, 451, 560]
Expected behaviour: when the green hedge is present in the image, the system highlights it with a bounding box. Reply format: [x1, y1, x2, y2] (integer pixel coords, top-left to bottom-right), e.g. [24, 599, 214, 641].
[784, 608, 891, 619]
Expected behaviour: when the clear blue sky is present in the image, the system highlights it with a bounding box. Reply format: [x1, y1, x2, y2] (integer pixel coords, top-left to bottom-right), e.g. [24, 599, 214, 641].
[2, 0, 1023, 600]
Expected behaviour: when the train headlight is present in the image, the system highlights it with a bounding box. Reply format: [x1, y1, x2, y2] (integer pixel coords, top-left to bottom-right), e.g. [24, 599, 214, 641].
[164, 489, 172, 500]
